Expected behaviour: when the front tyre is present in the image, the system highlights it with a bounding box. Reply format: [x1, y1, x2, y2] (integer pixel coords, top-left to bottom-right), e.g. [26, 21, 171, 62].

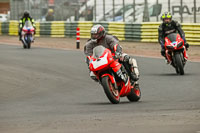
[27, 36, 31, 49]
[27, 42, 31, 49]
[127, 83, 141, 102]
[23, 43, 27, 49]
[174, 53, 184, 75]
[101, 76, 120, 104]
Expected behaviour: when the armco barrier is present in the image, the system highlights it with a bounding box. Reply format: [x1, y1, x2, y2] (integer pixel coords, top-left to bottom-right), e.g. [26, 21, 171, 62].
[108, 22, 125, 40]
[182, 23, 200, 45]
[40, 22, 51, 36]
[141, 22, 160, 43]
[78, 21, 93, 38]
[51, 21, 65, 37]
[9, 21, 18, 36]
[35, 22, 40, 37]
[125, 23, 141, 41]
[1, 21, 9, 35]
[0, 21, 199, 45]
[65, 22, 78, 37]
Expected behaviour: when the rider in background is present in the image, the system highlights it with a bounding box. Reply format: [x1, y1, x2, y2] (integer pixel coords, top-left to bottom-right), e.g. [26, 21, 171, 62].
[158, 12, 189, 58]
[19, 10, 36, 41]
[84, 24, 139, 85]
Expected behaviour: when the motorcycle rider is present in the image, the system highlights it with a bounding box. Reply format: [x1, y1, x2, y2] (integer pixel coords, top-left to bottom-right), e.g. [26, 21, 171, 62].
[84, 24, 139, 85]
[19, 10, 36, 41]
[158, 12, 189, 58]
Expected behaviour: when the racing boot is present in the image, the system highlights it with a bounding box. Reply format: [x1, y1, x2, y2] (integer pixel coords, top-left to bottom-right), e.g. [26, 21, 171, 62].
[127, 58, 139, 82]
[161, 48, 170, 64]
[130, 67, 139, 81]
[89, 71, 98, 82]
[161, 48, 166, 57]
[184, 42, 189, 50]
[121, 54, 139, 83]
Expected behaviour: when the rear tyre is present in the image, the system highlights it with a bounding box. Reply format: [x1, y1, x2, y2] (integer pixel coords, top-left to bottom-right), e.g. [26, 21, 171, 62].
[174, 53, 184, 75]
[127, 83, 141, 102]
[101, 76, 120, 104]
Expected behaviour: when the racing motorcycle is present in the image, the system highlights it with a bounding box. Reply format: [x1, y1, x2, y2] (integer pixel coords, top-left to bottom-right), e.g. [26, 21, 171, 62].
[21, 20, 35, 49]
[88, 45, 141, 104]
[164, 33, 188, 75]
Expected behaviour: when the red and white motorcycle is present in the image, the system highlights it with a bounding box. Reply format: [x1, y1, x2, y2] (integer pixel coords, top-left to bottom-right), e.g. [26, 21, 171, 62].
[21, 20, 35, 49]
[88, 45, 141, 104]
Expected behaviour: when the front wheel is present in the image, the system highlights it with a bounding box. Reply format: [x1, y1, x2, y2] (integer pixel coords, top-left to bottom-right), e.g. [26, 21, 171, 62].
[23, 43, 27, 49]
[174, 53, 184, 75]
[27, 36, 31, 49]
[101, 76, 120, 104]
[27, 42, 31, 49]
[127, 83, 141, 102]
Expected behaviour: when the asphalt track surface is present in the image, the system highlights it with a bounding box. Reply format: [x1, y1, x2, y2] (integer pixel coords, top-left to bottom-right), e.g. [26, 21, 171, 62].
[0, 44, 200, 133]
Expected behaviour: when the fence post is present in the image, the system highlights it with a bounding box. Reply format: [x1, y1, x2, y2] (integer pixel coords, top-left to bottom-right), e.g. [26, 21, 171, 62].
[156, 0, 158, 22]
[85, 0, 88, 21]
[194, 0, 196, 23]
[180, 0, 183, 23]
[168, 0, 170, 12]
[133, 0, 135, 22]
[94, 0, 96, 21]
[113, 0, 115, 21]
[103, 0, 105, 21]
[123, 0, 125, 22]
[143, 0, 150, 22]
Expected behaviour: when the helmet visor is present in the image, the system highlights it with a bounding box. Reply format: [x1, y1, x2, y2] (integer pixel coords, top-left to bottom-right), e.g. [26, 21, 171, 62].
[24, 13, 29, 18]
[164, 18, 171, 23]
[91, 33, 100, 40]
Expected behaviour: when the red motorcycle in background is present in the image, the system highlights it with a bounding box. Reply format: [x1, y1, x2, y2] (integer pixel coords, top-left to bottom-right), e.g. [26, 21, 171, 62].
[88, 45, 141, 104]
[21, 20, 35, 49]
[164, 33, 188, 75]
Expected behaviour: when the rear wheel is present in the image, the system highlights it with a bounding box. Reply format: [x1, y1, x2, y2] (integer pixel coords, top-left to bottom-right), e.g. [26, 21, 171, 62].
[101, 76, 120, 104]
[174, 53, 184, 75]
[127, 83, 141, 102]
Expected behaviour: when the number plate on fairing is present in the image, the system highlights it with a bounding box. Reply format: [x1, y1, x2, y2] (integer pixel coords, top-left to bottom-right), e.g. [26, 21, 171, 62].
[92, 53, 108, 69]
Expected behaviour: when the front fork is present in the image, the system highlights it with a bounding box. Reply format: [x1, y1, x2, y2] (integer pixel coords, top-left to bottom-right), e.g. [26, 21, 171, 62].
[165, 50, 172, 63]
[101, 73, 118, 89]
[183, 46, 188, 60]
[166, 47, 188, 64]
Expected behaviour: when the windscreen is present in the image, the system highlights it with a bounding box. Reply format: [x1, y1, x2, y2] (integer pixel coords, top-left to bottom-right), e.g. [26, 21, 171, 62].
[24, 20, 33, 28]
[166, 33, 178, 42]
[92, 45, 106, 59]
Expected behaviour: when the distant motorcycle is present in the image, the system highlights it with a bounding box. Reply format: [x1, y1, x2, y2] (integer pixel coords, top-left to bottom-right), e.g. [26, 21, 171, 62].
[88, 45, 141, 104]
[164, 33, 188, 75]
[21, 20, 35, 49]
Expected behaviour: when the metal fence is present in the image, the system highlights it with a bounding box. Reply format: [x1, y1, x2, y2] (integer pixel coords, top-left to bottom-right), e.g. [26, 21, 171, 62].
[8, 0, 200, 23]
